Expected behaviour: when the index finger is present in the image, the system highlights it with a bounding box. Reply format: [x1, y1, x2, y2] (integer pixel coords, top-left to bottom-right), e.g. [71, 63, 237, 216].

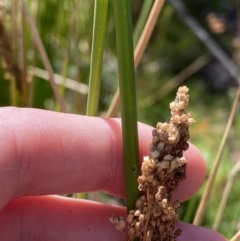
[0, 107, 206, 210]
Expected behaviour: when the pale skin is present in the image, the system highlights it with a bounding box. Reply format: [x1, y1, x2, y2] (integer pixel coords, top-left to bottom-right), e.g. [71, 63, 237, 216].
[0, 107, 227, 241]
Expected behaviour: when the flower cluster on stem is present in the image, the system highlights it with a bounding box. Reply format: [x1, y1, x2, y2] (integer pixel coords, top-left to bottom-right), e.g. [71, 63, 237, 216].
[110, 86, 195, 241]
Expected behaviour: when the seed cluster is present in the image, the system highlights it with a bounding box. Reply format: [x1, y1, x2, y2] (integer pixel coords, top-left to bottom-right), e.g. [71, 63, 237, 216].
[110, 86, 195, 241]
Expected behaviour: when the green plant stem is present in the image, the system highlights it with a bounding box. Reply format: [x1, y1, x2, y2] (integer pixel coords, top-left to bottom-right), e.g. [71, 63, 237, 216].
[87, 0, 108, 116]
[113, 0, 140, 212]
[182, 195, 199, 223]
[133, 0, 154, 47]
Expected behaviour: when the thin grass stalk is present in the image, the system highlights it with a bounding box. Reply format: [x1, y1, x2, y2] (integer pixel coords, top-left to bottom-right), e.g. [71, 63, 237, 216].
[113, 0, 140, 212]
[21, 0, 67, 112]
[87, 0, 108, 116]
[212, 160, 240, 230]
[230, 230, 240, 241]
[138, 54, 211, 109]
[27, 66, 88, 94]
[81, 0, 108, 200]
[133, 0, 154, 46]
[106, 0, 165, 118]
[193, 86, 240, 225]
[212, 176, 233, 230]
[134, 0, 165, 68]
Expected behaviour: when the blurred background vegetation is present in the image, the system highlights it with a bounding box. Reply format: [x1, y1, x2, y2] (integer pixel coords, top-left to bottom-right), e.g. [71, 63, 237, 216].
[0, 0, 239, 239]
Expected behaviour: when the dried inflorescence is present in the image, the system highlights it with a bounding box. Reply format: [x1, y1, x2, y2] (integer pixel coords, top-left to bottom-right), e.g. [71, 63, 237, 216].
[110, 86, 195, 241]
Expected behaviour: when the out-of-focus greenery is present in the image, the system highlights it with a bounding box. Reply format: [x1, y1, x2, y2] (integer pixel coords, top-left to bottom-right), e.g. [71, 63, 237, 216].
[0, 0, 240, 239]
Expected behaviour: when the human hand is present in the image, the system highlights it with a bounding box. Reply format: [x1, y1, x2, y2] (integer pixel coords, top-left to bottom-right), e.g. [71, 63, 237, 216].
[0, 107, 227, 240]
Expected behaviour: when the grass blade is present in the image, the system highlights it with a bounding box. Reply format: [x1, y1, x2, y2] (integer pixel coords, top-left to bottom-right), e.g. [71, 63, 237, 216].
[213, 160, 240, 230]
[193, 87, 240, 225]
[87, 0, 109, 116]
[133, 0, 154, 46]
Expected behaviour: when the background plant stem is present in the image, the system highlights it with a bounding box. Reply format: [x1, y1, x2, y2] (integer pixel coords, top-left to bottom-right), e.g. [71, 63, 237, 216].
[133, 0, 154, 46]
[87, 0, 108, 116]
